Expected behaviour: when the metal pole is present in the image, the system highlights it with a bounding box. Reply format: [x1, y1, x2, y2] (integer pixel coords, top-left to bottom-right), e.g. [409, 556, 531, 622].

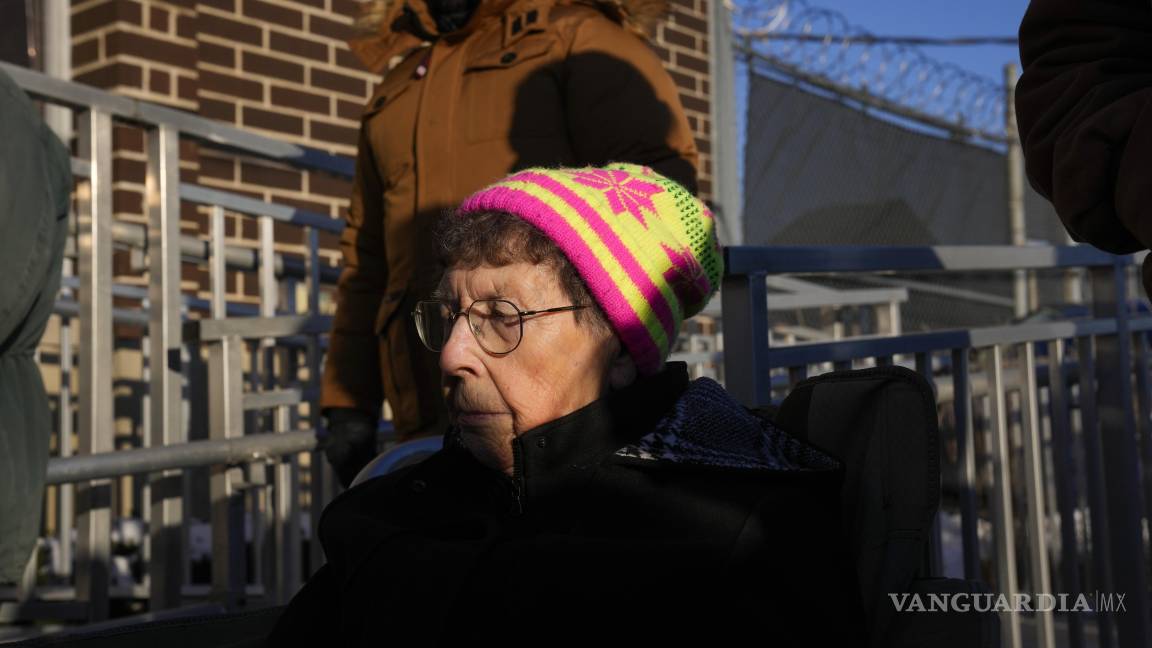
[1019, 342, 1055, 648]
[209, 335, 246, 609]
[721, 272, 770, 406]
[75, 109, 114, 622]
[41, 0, 71, 143]
[146, 124, 186, 610]
[709, 0, 742, 245]
[984, 345, 1022, 648]
[1005, 64, 1028, 320]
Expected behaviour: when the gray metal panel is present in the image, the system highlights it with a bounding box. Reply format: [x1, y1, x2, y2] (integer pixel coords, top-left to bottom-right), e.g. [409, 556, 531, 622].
[950, 349, 981, 580]
[74, 109, 114, 623]
[146, 124, 186, 610]
[208, 336, 245, 608]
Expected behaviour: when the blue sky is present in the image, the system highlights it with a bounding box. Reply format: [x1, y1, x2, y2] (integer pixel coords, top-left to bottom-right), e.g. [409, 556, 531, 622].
[802, 0, 1030, 82]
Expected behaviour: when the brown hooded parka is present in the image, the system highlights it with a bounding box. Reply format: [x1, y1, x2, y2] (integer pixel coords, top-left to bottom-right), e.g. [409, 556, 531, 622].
[320, 0, 700, 438]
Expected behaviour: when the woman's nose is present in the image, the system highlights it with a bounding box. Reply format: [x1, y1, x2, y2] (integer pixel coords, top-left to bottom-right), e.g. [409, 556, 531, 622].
[439, 313, 478, 374]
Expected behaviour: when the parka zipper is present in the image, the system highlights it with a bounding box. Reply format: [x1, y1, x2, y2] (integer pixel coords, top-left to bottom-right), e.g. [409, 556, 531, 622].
[509, 436, 526, 517]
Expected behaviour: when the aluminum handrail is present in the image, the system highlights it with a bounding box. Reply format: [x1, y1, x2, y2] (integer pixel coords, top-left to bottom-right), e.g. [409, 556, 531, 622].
[2, 62, 353, 178]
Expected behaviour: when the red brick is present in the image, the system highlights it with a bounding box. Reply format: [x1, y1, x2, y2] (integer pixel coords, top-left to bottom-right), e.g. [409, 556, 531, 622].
[200, 41, 235, 68]
[272, 220, 302, 245]
[243, 51, 304, 83]
[697, 178, 712, 197]
[318, 228, 340, 250]
[201, 97, 237, 122]
[674, 50, 710, 75]
[668, 69, 697, 94]
[73, 0, 142, 35]
[241, 161, 302, 190]
[176, 14, 196, 39]
[651, 44, 671, 64]
[309, 15, 352, 41]
[287, 0, 325, 8]
[241, 218, 258, 239]
[244, 106, 304, 135]
[679, 92, 709, 114]
[199, 13, 262, 46]
[270, 30, 329, 62]
[334, 47, 362, 70]
[670, 9, 707, 34]
[661, 25, 697, 50]
[336, 98, 362, 121]
[177, 76, 198, 102]
[150, 6, 170, 31]
[114, 188, 142, 213]
[245, 0, 303, 29]
[150, 69, 171, 94]
[75, 61, 144, 90]
[73, 37, 100, 67]
[199, 0, 235, 11]
[309, 119, 357, 147]
[114, 157, 147, 183]
[113, 125, 144, 151]
[309, 172, 350, 199]
[271, 85, 329, 114]
[310, 68, 366, 97]
[200, 155, 236, 180]
[200, 70, 263, 101]
[106, 30, 196, 66]
[331, 0, 358, 17]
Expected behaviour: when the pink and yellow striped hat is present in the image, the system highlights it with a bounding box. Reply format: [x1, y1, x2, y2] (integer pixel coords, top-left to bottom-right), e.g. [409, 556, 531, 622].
[457, 163, 723, 375]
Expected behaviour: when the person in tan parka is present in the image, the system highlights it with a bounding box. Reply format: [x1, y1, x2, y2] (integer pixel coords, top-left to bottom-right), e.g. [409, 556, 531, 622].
[319, 0, 700, 487]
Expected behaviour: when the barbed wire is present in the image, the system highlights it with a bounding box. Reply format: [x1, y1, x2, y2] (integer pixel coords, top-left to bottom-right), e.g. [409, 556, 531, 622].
[729, 0, 1010, 142]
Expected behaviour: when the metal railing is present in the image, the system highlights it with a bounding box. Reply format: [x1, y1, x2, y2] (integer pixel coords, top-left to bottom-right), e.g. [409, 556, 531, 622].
[1, 61, 354, 631]
[721, 244, 1152, 648]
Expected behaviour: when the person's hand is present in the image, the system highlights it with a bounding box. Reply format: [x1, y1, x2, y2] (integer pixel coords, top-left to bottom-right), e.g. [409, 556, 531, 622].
[322, 408, 380, 489]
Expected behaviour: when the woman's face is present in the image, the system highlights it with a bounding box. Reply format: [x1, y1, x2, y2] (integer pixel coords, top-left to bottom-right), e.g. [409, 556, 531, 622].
[438, 262, 617, 473]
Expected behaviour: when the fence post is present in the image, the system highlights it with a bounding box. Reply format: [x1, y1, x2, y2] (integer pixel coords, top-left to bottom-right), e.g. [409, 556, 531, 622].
[1005, 64, 1029, 320]
[145, 123, 185, 610]
[1090, 260, 1151, 648]
[209, 335, 246, 609]
[721, 270, 770, 407]
[75, 109, 114, 622]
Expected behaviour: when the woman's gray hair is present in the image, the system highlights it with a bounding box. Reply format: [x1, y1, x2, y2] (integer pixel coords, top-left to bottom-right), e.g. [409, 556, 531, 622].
[435, 210, 613, 337]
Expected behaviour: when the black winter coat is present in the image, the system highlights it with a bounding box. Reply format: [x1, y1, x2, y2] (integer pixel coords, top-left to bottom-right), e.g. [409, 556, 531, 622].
[1016, 0, 1152, 293]
[268, 363, 867, 646]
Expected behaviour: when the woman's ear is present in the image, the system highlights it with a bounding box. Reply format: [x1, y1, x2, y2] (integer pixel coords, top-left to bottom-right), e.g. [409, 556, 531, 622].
[608, 345, 637, 390]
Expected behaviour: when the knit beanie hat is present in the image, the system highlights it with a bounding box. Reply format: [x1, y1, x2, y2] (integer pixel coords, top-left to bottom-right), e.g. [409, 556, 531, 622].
[456, 163, 723, 375]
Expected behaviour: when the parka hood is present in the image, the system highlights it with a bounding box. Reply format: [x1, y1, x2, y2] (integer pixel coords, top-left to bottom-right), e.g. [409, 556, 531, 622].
[348, 0, 670, 73]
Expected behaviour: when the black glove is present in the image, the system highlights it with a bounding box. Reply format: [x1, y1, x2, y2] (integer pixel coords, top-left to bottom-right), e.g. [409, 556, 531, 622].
[323, 408, 380, 489]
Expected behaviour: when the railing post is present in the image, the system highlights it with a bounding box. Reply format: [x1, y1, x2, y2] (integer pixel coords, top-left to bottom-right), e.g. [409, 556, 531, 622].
[146, 123, 185, 610]
[1047, 338, 1085, 648]
[75, 109, 114, 622]
[721, 271, 769, 407]
[209, 334, 246, 609]
[951, 349, 981, 581]
[1019, 342, 1055, 648]
[1090, 261, 1151, 648]
[983, 345, 1022, 648]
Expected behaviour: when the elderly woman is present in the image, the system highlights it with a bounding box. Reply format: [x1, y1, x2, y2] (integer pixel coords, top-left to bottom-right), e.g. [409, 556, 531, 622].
[269, 164, 865, 645]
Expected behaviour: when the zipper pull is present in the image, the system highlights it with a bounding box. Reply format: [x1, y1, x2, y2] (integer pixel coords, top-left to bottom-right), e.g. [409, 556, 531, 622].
[509, 477, 525, 517]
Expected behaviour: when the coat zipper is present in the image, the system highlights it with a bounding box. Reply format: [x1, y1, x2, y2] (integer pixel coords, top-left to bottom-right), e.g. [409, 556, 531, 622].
[509, 436, 525, 517]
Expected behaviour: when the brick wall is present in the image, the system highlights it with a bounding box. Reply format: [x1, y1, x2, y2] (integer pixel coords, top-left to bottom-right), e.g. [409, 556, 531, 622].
[653, 0, 713, 200]
[69, 0, 715, 304]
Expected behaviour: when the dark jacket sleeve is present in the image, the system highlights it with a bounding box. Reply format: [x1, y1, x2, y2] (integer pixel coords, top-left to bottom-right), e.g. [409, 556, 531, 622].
[266, 563, 343, 646]
[1016, 0, 1152, 253]
[320, 123, 388, 414]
